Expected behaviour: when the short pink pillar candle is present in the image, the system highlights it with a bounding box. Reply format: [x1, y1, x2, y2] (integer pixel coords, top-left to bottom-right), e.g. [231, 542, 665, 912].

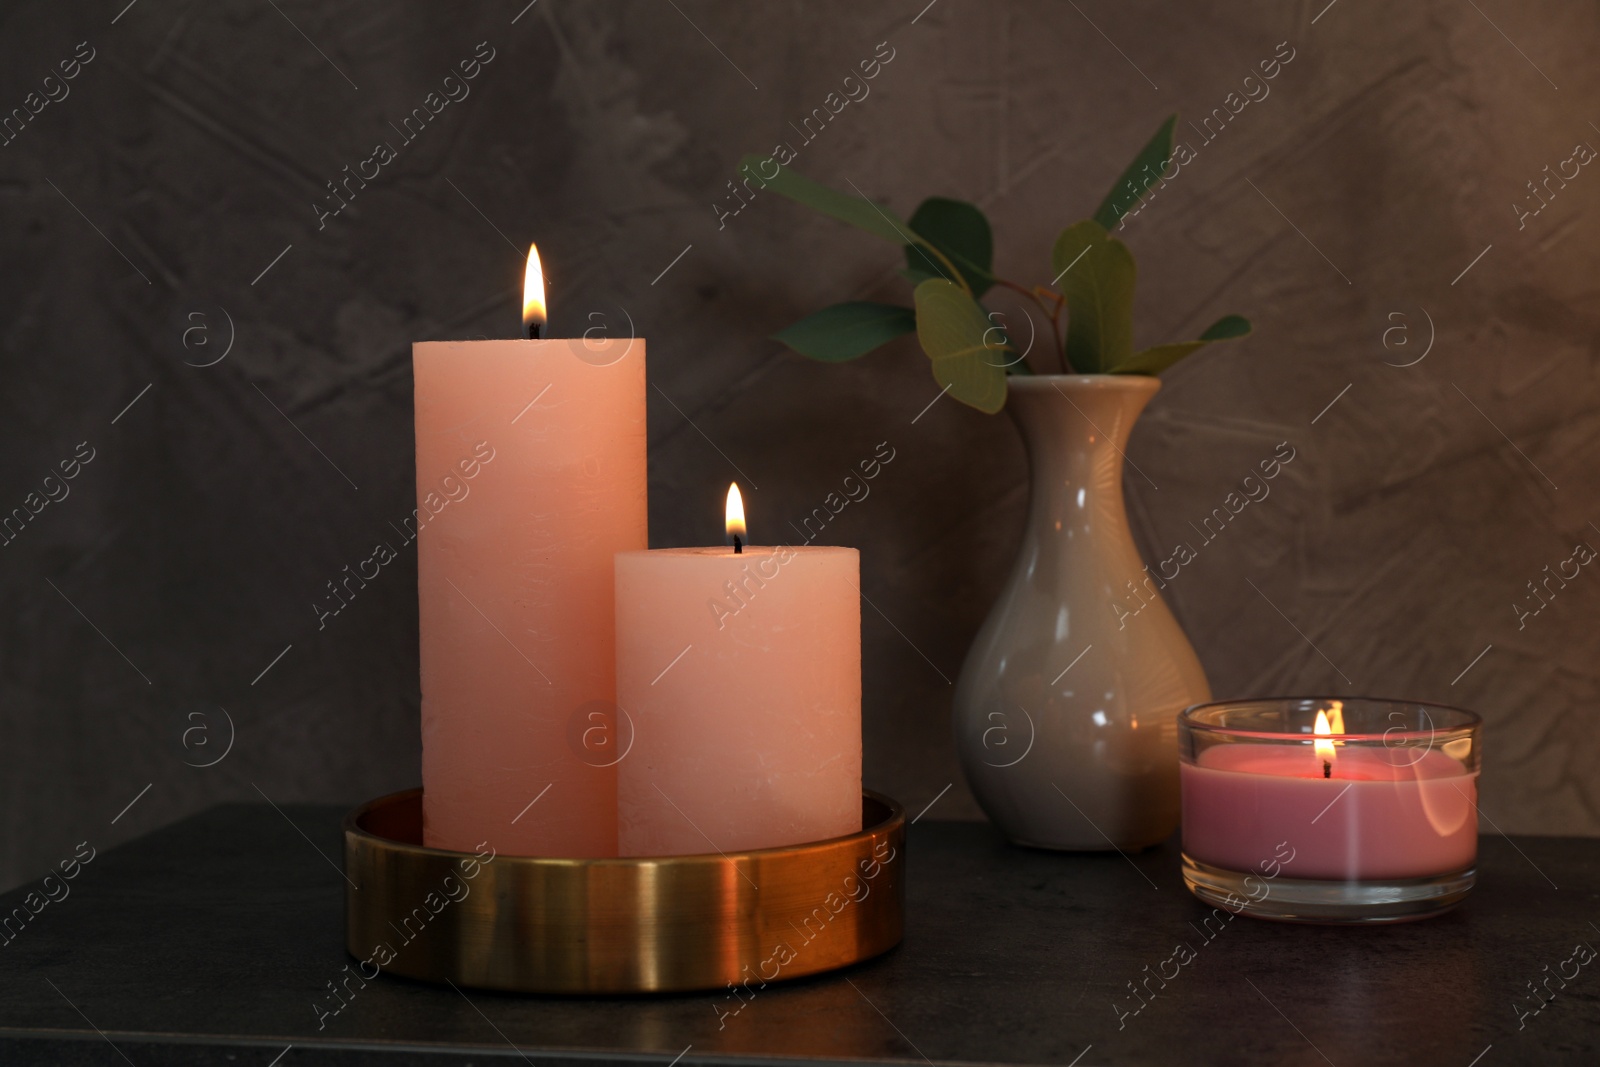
[614, 489, 861, 856]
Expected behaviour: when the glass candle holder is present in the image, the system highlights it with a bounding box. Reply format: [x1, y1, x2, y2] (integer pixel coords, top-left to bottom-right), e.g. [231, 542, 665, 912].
[1179, 698, 1481, 924]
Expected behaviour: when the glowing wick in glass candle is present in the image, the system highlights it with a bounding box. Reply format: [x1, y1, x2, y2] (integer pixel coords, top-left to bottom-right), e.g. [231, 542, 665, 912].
[522, 243, 547, 339]
[1314, 709, 1336, 779]
[725, 482, 746, 554]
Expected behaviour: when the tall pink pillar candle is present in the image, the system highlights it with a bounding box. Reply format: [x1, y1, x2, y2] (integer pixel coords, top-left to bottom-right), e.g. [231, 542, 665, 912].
[413, 337, 646, 857]
[614, 544, 861, 856]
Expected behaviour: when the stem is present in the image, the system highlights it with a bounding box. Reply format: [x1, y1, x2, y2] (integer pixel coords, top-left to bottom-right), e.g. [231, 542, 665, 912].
[992, 277, 1071, 375]
[1050, 299, 1070, 374]
[992, 277, 1044, 307]
[909, 240, 971, 297]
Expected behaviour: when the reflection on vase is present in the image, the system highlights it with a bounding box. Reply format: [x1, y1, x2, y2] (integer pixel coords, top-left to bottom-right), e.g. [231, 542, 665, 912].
[953, 375, 1211, 850]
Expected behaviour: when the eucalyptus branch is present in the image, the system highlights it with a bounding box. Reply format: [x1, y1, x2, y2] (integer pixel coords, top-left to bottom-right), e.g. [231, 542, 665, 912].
[752, 114, 1252, 412]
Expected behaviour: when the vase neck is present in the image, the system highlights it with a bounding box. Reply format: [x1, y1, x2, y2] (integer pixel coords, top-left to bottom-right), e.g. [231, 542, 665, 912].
[1006, 375, 1158, 551]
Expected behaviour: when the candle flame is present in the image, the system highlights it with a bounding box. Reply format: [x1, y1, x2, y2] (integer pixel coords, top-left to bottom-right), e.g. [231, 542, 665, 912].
[1314, 709, 1337, 766]
[522, 243, 547, 330]
[1325, 699, 1344, 735]
[725, 482, 747, 546]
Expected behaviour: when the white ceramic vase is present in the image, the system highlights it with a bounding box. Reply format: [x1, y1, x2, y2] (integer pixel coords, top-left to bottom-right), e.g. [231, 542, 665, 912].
[953, 374, 1211, 850]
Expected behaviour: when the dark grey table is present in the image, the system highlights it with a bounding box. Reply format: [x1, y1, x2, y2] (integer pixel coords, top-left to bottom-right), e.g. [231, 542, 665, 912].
[1, 803, 1596, 1066]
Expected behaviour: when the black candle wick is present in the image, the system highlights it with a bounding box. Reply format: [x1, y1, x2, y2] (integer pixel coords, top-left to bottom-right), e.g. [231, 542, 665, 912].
[1323, 760, 1332, 779]
[732, 534, 743, 555]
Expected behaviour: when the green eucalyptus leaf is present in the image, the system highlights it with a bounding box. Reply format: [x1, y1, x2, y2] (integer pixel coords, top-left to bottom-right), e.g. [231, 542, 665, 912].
[1054, 220, 1136, 375]
[1110, 342, 1205, 375]
[1200, 314, 1252, 341]
[771, 302, 917, 363]
[905, 197, 994, 295]
[912, 278, 1009, 414]
[1093, 114, 1177, 231]
[1110, 314, 1254, 375]
[737, 155, 908, 243]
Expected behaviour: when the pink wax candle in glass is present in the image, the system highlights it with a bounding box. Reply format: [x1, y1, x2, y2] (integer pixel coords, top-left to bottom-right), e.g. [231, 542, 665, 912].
[1179, 698, 1480, 923]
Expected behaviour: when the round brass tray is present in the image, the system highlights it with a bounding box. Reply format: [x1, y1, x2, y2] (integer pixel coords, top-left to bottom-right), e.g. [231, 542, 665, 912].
[343, 788, 905, 993]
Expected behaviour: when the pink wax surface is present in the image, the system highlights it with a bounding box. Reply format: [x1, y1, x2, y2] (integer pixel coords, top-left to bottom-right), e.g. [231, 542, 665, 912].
[614, 545, 861, 856]
[1181, 744, 1477, 880]
[414, 339, 646, 858]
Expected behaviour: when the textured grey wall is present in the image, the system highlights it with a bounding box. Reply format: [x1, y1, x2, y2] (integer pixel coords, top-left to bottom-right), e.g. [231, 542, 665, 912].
[2, 0, 1597, 890]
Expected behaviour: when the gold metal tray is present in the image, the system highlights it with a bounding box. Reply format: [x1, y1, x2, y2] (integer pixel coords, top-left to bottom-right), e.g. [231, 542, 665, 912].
[343, 788, 905, 993]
